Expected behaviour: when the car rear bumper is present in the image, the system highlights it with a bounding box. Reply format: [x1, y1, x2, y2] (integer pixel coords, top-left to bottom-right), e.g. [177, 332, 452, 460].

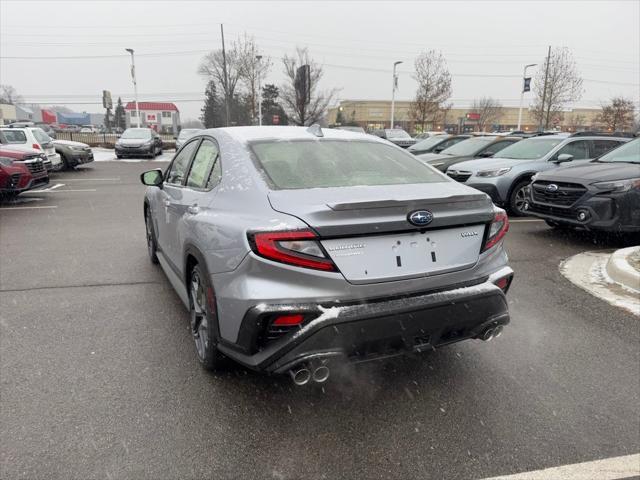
[216, 267, 514, 373]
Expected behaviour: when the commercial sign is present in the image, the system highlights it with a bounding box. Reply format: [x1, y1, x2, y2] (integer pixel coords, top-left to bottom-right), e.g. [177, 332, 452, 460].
[466, 112, 481, 121]
[146, 113, 157, 122]
[523, 77, 531, 93]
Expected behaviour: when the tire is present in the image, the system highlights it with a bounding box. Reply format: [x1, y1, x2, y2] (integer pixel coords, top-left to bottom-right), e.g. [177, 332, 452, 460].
[116, 154, 123, 159]
[509, 179, 532, 217]
[144, 210, 159, 264]
[189, 263, 224, 370]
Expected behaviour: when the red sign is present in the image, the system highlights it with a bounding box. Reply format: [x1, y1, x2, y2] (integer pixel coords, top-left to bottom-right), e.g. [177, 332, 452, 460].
[272, 115, 280, 125]
[466, 112, 481, 121]
[146, 113, 157, 122]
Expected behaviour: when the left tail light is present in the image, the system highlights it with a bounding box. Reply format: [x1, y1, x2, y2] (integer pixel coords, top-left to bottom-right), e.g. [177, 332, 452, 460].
[482, 208, 509, 252]
[249, 229, 337, 272]
[32, 143, 41, 150]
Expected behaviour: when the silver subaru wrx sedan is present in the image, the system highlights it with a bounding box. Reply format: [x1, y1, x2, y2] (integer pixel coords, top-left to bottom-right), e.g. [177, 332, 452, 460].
[140, 126, 514, 384]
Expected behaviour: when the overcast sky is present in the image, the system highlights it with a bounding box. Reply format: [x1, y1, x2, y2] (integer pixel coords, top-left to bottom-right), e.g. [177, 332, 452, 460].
[1, 0, 638, 120]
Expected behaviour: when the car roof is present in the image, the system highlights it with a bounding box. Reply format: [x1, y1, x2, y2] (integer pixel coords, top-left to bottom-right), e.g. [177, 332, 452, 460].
[209, 126, 386, 144]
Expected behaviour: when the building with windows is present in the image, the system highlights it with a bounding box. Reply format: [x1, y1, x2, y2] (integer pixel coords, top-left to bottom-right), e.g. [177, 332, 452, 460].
[327, 100, 605, 134]
[125, 102, 180, 134]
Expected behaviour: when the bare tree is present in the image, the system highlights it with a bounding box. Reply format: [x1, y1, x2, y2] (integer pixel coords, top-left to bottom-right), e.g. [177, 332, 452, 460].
[0, 84, 21, 104]
[198, 40, 243, 125]
[471, 97, 503, 132]
[598, 97, 636, 132]
[237, 35, 272, 124]
[280, 47, 338, 126]
[408, 50, 452, 132]
[531, 47, 583, 130]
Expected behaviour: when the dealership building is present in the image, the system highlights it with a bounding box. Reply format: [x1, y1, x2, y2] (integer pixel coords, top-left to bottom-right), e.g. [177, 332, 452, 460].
[327, 100, 604, 133]
[125, 102, 181, 134]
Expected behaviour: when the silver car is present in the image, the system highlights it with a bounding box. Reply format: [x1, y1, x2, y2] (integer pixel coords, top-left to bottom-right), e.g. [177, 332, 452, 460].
[446, 133, 630, 215]
[140, 126, 514, 384]
[175, 128, 202, 150]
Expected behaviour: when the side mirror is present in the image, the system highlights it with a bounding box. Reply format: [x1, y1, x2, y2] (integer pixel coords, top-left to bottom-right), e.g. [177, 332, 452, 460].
[479, 151, 494, 158]
[140, 169, 164, 187]
[433, 146, 444, 153]
[555, 153, 574, 163]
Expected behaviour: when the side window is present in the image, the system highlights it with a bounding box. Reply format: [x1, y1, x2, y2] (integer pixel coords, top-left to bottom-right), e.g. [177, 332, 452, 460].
[206, 156, 222, 189]
[186, 139, 219, 189]
[555, 140, 590, 160]
[591, 140, 622, 158]
[166, 139, 198, 185]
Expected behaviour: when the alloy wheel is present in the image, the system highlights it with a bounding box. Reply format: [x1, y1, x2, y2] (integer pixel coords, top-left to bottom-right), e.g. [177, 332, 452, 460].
[514, 185, 531, 214]
[190, 270, 209, 360]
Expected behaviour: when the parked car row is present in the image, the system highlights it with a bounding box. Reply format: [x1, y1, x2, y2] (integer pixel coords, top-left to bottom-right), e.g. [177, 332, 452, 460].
[0, 125, 95, 198]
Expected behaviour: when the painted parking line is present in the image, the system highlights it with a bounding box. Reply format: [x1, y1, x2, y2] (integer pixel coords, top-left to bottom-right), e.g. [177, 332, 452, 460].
[0, 205, 58, 211]
[479, 453, 640, 480]
[53, 178, 121, 181]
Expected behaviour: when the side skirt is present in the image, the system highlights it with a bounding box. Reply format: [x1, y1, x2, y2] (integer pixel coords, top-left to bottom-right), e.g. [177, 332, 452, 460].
[157, 251, 190, 310]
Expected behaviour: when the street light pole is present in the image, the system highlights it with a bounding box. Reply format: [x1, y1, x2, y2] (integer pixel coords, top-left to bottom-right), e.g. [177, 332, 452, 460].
[390, 61, 402, 129]
[517, 63, 537, 131]
[256, 55, 263, 126]
[125, 48, 140, 128]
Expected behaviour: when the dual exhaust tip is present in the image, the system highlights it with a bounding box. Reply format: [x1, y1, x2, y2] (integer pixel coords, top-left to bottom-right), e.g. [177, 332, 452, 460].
[480, 324, 504, 342]
[290, 363, 330, 386]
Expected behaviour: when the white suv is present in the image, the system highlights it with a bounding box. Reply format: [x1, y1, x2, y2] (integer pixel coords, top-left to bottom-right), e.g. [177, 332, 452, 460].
[0, 126, 63, 171]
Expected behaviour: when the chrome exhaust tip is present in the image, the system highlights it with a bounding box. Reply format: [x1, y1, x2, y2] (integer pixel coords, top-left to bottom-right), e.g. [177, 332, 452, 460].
[493, 325, 504, 338]
[290, 367, 311, 386]
[312, 365, 330, 383]
[480, 327, 495, 341]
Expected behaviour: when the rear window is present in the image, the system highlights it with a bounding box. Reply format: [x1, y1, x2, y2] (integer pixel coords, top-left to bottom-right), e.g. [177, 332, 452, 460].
[32, 128, 51, 143]
[252, 140, 445, 190]
[1, 130, 27, 143]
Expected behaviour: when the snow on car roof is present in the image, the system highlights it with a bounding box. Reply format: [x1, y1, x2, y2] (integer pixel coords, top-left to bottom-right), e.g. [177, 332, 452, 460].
[209, 126, 381, 144]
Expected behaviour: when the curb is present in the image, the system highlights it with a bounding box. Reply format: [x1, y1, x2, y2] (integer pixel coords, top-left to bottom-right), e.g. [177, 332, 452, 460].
[606, 246, 640, 293]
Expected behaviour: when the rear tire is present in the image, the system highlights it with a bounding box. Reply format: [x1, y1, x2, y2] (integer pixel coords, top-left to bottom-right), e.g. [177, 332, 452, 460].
[145, 210, 159, 264]
[189, 264, 224, 370]
[509, 180, 532, 217]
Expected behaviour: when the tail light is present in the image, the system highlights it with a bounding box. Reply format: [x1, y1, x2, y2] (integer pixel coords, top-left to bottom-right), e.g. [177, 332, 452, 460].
[482, 209, 509, 252]
[272, 314, 304, 326]
[32, 143, 41, 150]
[249, 229, 337, 272]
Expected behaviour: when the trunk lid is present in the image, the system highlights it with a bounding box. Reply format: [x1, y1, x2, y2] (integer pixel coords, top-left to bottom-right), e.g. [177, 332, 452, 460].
[268, 183, 493, 284]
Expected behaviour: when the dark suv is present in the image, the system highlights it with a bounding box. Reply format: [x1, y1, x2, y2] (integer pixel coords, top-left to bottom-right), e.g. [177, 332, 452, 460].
[526, 138, 639, 233]
[115, 128, 163, 158]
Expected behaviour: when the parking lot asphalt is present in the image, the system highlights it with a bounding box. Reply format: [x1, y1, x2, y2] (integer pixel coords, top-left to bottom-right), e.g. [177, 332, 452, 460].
[1, 161, 638, 480]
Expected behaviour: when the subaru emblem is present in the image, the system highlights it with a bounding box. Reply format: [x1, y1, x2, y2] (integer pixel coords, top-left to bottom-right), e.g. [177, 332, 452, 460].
[546, 184, 559, 192]
[408, 210, 433, 227]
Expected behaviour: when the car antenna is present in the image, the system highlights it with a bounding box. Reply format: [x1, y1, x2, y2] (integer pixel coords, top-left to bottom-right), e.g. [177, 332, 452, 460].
[306, 124, 323, 137]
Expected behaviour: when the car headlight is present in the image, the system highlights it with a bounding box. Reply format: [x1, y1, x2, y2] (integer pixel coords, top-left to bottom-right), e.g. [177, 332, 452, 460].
[592, 178, 640, 192]
[476, 167, 512, 177]
[0, 157, 13, 166]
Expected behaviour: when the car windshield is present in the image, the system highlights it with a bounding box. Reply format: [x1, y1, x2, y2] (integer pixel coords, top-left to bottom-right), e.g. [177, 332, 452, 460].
[595, 138, 639, 163]
[440, 136, 495, 156]
[0, 130, 27, 143]
[410, 135, 448, 150]
[121, 128, 152, 139]
[252, 140, 445, 189]
[385, 129, 411, 139]
[178, 129, 201, 139]
[493, 137, 565, 159]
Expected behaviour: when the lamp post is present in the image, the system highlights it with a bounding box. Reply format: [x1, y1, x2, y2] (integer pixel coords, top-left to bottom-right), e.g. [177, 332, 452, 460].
[390, 61, 402, 129]
[125, 48, 140, 128]
[517, 63, 537, 131]
[256, 55, 263, 126]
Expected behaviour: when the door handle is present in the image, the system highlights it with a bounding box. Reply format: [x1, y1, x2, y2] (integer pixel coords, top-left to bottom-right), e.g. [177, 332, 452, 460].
[187, 204, 199, 215]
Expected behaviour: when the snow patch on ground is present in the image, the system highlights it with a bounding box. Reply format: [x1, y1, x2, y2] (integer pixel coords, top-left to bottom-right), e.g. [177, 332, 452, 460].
[92, 148, 173, 162]
[560, 251, 639, 316]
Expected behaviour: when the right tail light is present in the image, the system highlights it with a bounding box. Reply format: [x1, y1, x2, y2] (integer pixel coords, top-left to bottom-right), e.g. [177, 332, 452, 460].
[482, 208, 509, 252]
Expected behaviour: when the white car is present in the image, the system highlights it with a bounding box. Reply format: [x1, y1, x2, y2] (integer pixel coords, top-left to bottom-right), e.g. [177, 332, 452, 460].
[80, 126, 97, 133]
[0, 126, 62, 171]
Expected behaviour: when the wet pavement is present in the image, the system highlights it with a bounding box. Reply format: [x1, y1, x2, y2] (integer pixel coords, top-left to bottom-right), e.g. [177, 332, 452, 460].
[1, 161, 638, 479]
